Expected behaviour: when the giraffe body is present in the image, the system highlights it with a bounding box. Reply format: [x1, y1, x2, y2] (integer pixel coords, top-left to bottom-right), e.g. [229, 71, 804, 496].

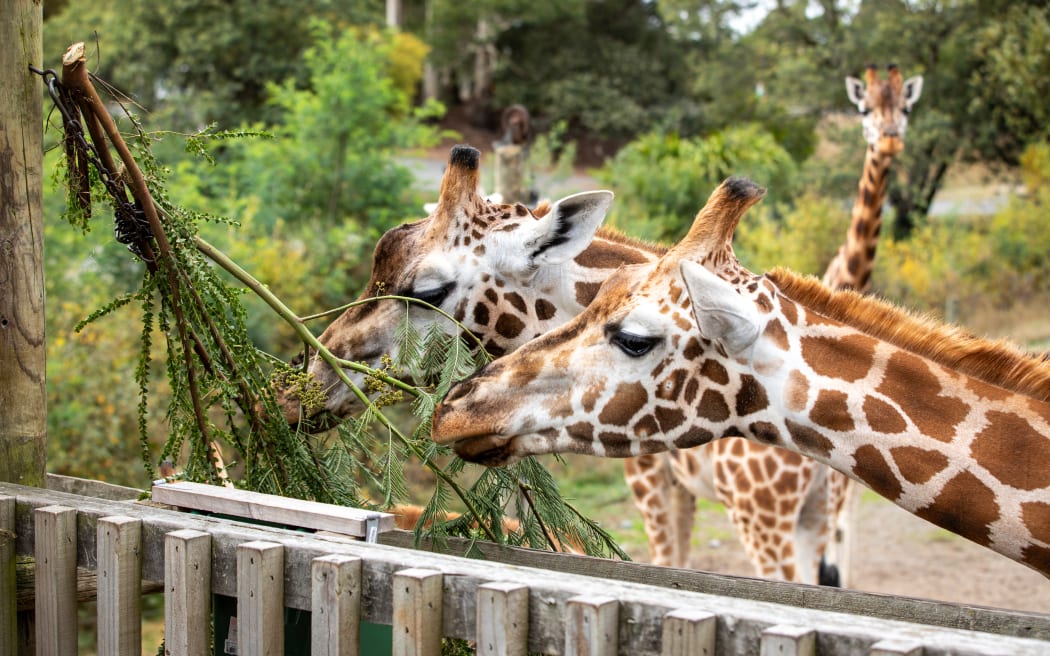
[276, 147, 850, 583]
[432, 178, 1050, 578]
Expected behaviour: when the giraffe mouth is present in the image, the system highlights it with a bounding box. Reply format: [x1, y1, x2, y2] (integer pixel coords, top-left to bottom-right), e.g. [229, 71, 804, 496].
[450, 434, 518, 467]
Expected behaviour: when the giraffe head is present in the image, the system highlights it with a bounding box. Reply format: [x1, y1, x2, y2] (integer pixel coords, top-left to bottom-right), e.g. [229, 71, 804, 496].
[845, 64, 922, 156]
[275, 145, 614, 428]
[431, 177, 771, 465]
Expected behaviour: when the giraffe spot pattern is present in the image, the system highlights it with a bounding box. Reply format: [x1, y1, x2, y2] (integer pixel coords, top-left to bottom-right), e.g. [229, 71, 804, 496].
[573, 241, 652, 268]
[484, 288, 498, 304]
[634, 414, 659, 437]
[750, 421, 781, 444]
[683, 337, 702, 360]
[784, 370, 809, 413]
[852, 444, 903, 501]
[800, 333, 877, 382]
[735, 375, 769, 416]
[1022, 545, 1050, 574]
[567, 422, 594, 442]
[1021, 502, 1050, 545]
[655, 406, 686, 432]
[597, 382, 648, 427]
[581, 380, 605, 413]
[779, 297, 798, 326]
[700, 359, 730, 385]
[473, 303, 490, 326]
[656, 369, 688, 401]
[915, 470, 999, 547]
[535, 299, 556, 321]
[862, 395, 907, 433]
[889, 446, 949, 485]
[877, 351, 970, 443]
[755, 294, 773, 313]
[785, 419, 834, 459]
[763, 318, 789, 351]
[811, 389, 855, 432]
[495, 313, 526, 339]
[674, 426, 714, 448]
[698, 389, 730, 422]
[575, 281, 602, 307]
[970, 410, 1050, 491]
[504, 291, 527, 314]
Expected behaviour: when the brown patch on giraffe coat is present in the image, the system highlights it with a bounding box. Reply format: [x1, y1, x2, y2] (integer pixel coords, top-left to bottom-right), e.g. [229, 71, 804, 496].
[755, 294, 773, 314]
[567, 422, 594, 443]
[575, 281, 602, 306]
[863, 396, 907, 433]
[484, 288, 498, 304]
[735, 375, 769, 416]
[581, 380, 605, 413]
[763, 319, 789, 351]
[970, 411, 1050, 491]
[597, 382, 648, 426]
[700, 359, 730, 385]
[1022, 545, 1050, 574]
[878, 351, 969, 443]
[889, 446, 950, 485]
[811, 389, 855, 432]
[495, 313, 526, 339]
[698, 390, 730, 422]
[674, 426, 713, 448]
[473, 244, 486, 256]
[535, 299, 556, 321]
[574, 241, 652, 269]
[748, 458, 765, 482]
[656, 369, 688, 401]
[852, 444, 903, 501]
[785, 420, 833, 460]
[784, 370, 809, 413]
[473, 303, 490, 326]
[749, 421, 781, 445]
[800, 333, 877, 382]
[633, 414, 659, 437]
[1021, 502, 1050, 545]
[966, 377, 1011, 402]
[655, 406, 686, 433]
[504, 292, 527, 314]
[915, 470, 999, 547]
[774, 470, 799, 495]
[779, 297, 798, 325]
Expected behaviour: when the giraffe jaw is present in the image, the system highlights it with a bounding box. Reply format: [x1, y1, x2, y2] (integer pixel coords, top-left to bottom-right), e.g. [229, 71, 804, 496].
[449, 434, 522, 467]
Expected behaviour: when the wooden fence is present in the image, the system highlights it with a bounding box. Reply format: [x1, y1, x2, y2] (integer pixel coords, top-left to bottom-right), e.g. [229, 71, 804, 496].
[2, 479, 1049, 656]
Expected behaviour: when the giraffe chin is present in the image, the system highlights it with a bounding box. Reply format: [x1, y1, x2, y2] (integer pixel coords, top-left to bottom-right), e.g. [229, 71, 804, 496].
[450, 435, 521, 467]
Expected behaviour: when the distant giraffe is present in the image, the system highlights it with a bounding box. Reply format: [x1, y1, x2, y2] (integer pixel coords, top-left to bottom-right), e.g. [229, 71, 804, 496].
[432, 177, 1050, 578]
[276, 146, 850, 584]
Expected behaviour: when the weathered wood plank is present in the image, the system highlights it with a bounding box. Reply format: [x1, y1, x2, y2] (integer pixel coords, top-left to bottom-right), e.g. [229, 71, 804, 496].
[311, 554, 362, 656]
[661, 608, 716, 656]
[97, 516, 142, 656]
[761, 625, 816, 656]
[4, 483, 1050, 656]
[565, 595, 618, 656]
[34, 505, 77, 656]
[237, 541, 284, 656]
[393, 568, 443, 656]
[164, 529, 212, 656]
[151, 481, 395, 537]
[0, 497, 15, 656]
[46, 474, 141, 501]
[476, 581, 529, 656]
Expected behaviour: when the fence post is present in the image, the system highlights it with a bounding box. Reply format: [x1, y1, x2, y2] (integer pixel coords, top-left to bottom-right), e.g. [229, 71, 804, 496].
[661, 608, 716, 656]
[0, 497, 15, 655]
[165, 530, 212, 656]
[97, 517, 142, 655]
[0, 0, 47, 490]
[237, 541, 285, 656]
[761, 625, 816, 656]
[311, 554, 362, 656]
[35, 506, 78, 656]
[476, 581, 529, 656]
[565, 595, 619, 656]
[392, 568, 444, 656]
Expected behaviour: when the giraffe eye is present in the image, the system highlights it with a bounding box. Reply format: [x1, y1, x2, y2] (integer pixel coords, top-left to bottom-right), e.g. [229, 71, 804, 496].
[610, 330, 660, 357]
[408, 282, 454, 308]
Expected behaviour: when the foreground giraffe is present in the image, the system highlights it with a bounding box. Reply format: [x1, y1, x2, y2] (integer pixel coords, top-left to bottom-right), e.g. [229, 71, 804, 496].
[276, 147, 846, 583]
[432, 177, 1050, 578]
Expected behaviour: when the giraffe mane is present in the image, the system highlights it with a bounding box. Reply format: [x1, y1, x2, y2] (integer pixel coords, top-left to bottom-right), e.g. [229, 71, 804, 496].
[593, 226, 669, 255]
[766, 267, 1050, 403]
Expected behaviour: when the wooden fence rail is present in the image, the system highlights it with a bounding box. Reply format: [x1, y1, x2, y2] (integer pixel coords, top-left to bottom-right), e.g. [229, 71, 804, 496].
[1, 481, 1049, 655]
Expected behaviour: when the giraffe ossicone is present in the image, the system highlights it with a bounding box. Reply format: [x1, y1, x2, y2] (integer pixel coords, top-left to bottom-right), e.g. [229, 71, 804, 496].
[432, 177, 1050, 577]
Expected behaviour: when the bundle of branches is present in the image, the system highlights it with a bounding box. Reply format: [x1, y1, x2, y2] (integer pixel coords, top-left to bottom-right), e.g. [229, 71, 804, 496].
[40, 42, 625, 559]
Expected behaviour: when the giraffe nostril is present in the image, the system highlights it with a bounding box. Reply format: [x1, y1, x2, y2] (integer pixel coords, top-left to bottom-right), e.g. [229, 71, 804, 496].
[443, 378, 477, 404]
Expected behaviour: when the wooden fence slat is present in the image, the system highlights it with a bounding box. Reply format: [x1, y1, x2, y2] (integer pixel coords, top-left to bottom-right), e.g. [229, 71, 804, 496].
[97, 516, 142, 656]
[0, 497, 15, 655]
[870, 639, 923, 655]
[565, 595, 619, 656]
[392, 568, 444, 656]
[661, 608, 716, 656]
[476, 581, 529, 656]
[311, 554, 362, 656]
[237, 540, 284, 656]
[761, 624, 816, 656]
[34, 505, 77, 656]
[164, 529, 212, 656]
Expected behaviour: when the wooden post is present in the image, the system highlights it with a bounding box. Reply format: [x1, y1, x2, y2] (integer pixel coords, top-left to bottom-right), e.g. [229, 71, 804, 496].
[493, 144, 527, 205]
[0, 0, 46, 488]
[164, 530, 212, 656]
[97, 516, 143, 656]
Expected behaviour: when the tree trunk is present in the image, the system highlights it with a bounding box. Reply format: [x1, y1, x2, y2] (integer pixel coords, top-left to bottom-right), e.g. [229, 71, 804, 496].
[0, 0, 46, 488]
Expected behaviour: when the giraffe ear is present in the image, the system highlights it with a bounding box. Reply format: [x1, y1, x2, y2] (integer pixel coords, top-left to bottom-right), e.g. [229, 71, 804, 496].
[523, 190, 614, 267]
[902, 75, 923, 110]
[845, 76, 866, 110]
[680, 261, 761, 356]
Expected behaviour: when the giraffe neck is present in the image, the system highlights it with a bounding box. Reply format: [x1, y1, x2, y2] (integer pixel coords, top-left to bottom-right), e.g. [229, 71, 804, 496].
[822, 145, 895, 292]
[758, 294, 1050, 575]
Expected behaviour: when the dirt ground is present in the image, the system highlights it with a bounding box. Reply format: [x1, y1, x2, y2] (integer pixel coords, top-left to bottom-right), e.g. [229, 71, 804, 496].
[669, 493, 1050, 616]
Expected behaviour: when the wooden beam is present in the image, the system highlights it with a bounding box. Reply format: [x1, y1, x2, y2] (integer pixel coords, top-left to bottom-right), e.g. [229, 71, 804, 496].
[0, 0, 46, 489]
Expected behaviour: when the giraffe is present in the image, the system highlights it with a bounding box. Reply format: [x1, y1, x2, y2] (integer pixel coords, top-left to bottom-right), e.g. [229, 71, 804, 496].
[431, 177, 1050, 578]
[824, 63, 923, 292]
[807, 63, 925, 585]
[276, 146, 845, 584]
